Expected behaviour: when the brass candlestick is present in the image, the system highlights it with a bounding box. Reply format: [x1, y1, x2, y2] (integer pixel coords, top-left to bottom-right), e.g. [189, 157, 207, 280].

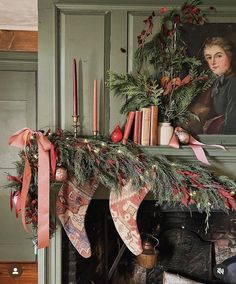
[93, 130, 98, 138]
[72, 115, 79, 138]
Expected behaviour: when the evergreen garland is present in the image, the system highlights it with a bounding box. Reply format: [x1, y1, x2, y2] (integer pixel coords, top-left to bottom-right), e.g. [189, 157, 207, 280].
[6, 130, 236, 237]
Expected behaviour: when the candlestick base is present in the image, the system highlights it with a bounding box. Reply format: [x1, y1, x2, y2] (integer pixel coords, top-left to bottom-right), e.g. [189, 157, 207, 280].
[72, 115, 80, 138]
[93, 130, 99, 138]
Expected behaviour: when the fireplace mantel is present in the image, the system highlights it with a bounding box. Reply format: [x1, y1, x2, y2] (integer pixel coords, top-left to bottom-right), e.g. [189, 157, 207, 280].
[61, 146, 236, 283]
[38, 144, 236, 284]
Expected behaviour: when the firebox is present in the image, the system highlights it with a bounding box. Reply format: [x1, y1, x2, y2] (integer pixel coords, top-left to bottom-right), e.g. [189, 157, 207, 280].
[61, 200, 236, 284]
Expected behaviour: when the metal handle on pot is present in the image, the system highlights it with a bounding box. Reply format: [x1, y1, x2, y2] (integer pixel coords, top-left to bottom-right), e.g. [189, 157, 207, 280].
[147, 233, 159, 250]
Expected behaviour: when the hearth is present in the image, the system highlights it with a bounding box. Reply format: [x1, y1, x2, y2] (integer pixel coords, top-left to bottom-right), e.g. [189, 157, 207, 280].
[61, 200, 236, 283]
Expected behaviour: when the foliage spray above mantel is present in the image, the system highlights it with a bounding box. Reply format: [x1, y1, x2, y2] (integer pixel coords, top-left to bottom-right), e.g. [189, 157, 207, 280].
[107, 0, 215, 125]
[4, 1, 236, 258]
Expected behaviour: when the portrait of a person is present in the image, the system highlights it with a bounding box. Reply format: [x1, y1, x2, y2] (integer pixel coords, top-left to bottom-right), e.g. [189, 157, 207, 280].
[188, 36, 236, 135]
[204, 37, 236, 134]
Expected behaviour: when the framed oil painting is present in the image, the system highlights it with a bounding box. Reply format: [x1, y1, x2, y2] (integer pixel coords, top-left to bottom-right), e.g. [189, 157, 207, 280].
[182, 22, 236, 145]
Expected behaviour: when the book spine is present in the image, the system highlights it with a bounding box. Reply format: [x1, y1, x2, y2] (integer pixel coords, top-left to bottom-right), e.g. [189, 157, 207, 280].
[122, 111, 135, 145]
[137, 111, 142, 145]
[133, 111, 139, 144]
[141, 107, 151, 146]
[150, 105, 158, 146]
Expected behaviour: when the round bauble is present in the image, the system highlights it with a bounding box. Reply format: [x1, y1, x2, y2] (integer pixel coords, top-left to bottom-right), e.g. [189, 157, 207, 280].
[55, 167, 68, 182]
[175, 127, 190, 144]
[111, 125, 123, 143]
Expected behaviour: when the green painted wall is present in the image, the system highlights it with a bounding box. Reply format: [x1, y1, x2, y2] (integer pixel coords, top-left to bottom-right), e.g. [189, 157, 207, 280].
[0, 52, 37, 261]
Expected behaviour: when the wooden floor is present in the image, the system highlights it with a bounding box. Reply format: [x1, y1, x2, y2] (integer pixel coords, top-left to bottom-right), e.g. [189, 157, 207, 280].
[0, 262, 37, 284]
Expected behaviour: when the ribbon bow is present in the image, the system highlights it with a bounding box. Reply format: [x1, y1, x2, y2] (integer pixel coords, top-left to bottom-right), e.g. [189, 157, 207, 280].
[9, 128, 56, 249]
[169, 127, 226, 165]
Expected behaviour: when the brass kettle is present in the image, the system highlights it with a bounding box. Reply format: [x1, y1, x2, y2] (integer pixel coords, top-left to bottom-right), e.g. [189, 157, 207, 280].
[137, 234, 159, 269]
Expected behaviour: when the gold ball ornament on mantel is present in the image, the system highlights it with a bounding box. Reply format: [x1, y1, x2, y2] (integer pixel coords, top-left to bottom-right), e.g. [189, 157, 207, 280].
[55, 167, 68, 182]
[175, 127, 190, 144]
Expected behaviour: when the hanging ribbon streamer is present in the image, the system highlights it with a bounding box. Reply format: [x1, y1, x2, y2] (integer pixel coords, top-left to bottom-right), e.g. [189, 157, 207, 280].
[50, 143, 56, 178]
[9, 127, 53, 249]
[169, 127, 226, 165]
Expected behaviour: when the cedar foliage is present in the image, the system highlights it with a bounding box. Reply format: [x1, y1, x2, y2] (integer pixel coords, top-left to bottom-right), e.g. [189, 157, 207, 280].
[106, 0, 215, 125]
[6, 130, 236, 234]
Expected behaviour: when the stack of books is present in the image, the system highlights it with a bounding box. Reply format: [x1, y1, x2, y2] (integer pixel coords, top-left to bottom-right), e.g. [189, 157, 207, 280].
[122, 106, 158, 146]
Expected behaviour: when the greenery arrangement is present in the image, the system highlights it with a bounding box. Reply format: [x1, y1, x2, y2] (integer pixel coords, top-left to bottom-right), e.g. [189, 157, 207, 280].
[106, 0, 215, 124]
[6, 129, 236, 239]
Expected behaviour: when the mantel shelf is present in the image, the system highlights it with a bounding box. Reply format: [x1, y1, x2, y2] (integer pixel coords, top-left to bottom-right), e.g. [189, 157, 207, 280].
[142, 145, 236, 159]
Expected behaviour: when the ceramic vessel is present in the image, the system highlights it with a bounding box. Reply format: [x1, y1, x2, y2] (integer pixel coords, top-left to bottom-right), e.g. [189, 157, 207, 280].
[157, 122, 174, 145]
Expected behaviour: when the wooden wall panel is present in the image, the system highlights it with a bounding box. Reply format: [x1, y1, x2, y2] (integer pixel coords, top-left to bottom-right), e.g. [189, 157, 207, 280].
[0, 54, 37, 261]
[127, 11, 161, 72]
[0, 31, 37, 52]
[0, 71, 36, 168]
[59, 11, 110, 135]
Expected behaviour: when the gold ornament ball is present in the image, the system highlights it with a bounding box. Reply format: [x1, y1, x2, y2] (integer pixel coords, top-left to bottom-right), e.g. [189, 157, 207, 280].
[55, 167, 68, 182]
[176, 130, 190, 144]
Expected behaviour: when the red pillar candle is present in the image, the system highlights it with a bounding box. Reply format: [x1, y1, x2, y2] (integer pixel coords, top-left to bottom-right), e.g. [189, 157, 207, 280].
[73, 58, 78, 116]
[93, 79, 98, 134]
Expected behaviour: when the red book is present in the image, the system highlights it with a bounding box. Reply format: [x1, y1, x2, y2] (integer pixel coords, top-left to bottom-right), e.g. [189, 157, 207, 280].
[122, 111, 135, 145]
[150, 106, 158, 146]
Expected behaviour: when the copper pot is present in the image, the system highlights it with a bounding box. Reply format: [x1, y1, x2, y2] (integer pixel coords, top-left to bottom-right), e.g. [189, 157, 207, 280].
[137, 235, 159, 269]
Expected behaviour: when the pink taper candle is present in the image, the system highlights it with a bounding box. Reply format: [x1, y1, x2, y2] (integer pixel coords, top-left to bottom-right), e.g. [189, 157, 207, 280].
[73, 59, 78, 116]
[93, 79, 98, 134]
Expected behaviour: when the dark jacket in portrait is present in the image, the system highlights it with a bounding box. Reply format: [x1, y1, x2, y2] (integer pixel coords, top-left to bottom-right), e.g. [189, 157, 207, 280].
[212, 72, 236, 134]
[185, 72, 236, 135]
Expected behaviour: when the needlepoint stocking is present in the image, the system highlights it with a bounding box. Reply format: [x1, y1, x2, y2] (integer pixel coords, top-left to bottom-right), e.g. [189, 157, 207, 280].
[56, 176, 99, 258]
[109, 180, 150, 255]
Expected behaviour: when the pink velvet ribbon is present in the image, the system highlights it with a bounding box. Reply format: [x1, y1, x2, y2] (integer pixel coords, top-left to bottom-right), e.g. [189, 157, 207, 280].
[9, 127, 55, 249]
[169, 127, 226, 165]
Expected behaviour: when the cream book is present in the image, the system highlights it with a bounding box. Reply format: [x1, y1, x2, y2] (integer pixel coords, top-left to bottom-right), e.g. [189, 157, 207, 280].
[133, 110, 141, 144]
[141, 107, 151, 146]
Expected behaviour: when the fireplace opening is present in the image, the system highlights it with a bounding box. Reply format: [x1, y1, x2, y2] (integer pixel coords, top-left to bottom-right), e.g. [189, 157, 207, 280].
[61, 200, 236, 283]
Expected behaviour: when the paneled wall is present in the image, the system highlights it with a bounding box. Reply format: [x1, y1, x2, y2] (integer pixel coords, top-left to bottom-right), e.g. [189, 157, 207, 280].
[0, 52, 37, 261]
[38, 1, 236, 283]
[59, 9, 110, 133]
[39, 0, 236, 133]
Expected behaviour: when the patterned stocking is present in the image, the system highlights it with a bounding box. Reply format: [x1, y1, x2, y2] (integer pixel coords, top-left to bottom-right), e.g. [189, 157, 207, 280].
[109, 180, 151, 255]
[56, 176, 99, 258]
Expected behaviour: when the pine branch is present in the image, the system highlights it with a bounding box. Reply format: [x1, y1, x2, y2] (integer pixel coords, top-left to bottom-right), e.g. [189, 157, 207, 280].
[106, 71, 163, 113]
